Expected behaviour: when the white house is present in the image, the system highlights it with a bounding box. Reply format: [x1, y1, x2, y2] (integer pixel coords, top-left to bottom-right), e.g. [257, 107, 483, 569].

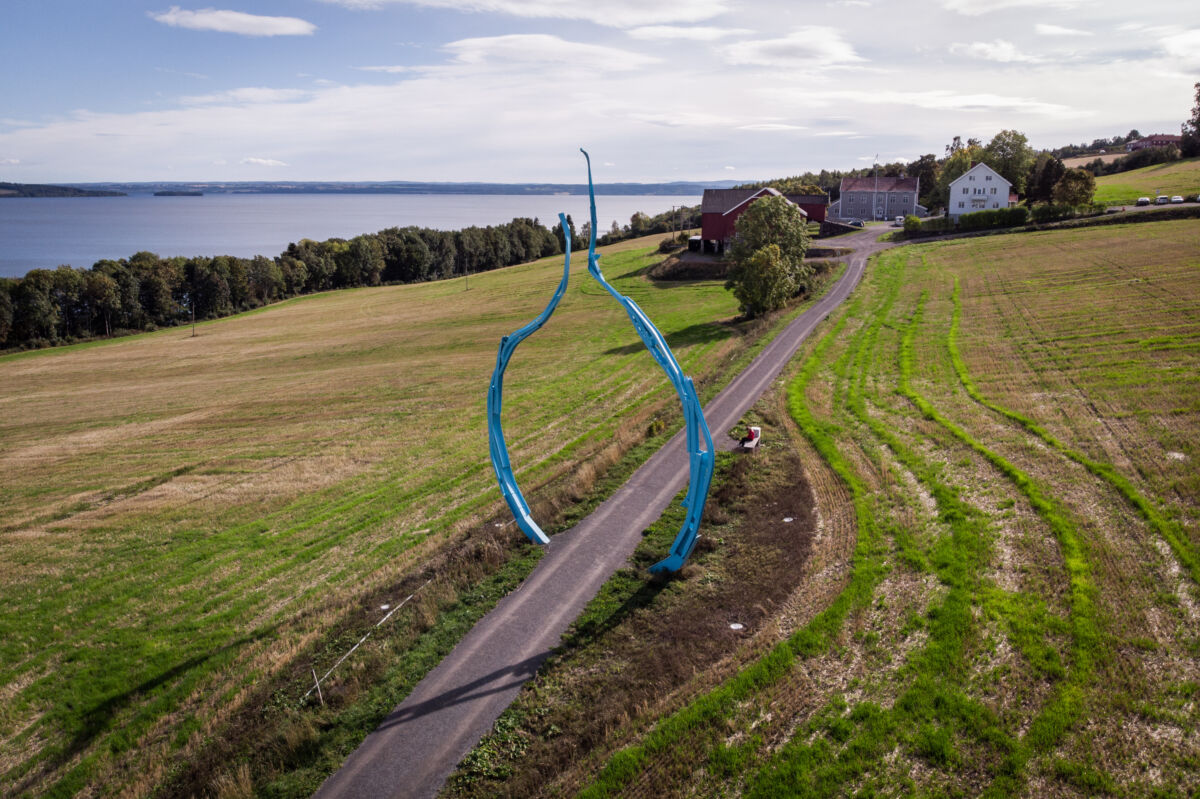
[947, 162, 1016, 221]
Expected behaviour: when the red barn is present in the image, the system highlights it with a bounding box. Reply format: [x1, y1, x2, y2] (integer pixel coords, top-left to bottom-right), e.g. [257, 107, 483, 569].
[784, 193, 829, 222]
[699, 188, 807, 253]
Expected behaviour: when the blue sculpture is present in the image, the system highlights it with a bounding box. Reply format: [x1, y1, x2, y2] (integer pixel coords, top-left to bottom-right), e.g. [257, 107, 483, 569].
[486, 150, 714, 573]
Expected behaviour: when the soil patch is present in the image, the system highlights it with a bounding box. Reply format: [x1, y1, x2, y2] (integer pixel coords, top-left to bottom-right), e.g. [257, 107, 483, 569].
[445, 425, 819, 798]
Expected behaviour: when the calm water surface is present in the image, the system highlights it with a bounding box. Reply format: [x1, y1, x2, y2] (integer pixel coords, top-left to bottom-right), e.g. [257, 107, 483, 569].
[0, 194, 700, 277]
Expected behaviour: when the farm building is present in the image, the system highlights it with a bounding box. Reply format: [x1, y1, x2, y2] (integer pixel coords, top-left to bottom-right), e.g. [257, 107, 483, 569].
[1125, 134, 1182, 152]
[946, 162, 1016, 220]
[830, 175, 922, 221]
[699, 188, 807, 253]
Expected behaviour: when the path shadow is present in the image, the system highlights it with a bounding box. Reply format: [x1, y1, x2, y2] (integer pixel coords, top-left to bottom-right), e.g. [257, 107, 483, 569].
[377, 652, 550, 730]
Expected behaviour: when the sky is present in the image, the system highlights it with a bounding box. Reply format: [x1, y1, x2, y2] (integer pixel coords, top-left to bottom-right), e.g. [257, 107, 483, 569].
[1, 0, 1196, 183]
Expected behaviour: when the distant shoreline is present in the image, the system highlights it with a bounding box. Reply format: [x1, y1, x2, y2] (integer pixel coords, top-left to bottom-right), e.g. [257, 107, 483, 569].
[34, 179, 739, 197]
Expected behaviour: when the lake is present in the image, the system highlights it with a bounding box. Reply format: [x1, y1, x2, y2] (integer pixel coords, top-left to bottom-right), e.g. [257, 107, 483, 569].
[0, 193, 701, 278]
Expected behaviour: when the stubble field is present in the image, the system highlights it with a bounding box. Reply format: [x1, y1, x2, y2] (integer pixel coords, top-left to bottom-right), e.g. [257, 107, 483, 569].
[460, 219, 1200, 797]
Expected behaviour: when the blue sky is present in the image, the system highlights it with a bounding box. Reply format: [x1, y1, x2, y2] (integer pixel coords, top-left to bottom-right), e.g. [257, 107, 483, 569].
[1, 0, 1196, 182]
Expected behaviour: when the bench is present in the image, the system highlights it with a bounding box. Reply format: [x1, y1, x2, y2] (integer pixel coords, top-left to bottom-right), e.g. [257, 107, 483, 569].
[740, 426, 762, 452]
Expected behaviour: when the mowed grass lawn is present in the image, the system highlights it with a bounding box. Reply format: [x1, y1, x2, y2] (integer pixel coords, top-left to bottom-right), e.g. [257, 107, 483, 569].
[575, 220, 1200, 797]
[1094, 156, 1200, 205]
[0, 235, 745, 797]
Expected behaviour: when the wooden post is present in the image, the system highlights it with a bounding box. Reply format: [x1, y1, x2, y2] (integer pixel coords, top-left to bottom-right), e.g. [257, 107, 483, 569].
[312, 668, 324, 706]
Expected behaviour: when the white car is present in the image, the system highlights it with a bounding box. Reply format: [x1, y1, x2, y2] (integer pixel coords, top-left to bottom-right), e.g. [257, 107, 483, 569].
[1170, 195, 1184, 204]
[1136, 197, 1151, 206]
[1156, 195, 1170, 204]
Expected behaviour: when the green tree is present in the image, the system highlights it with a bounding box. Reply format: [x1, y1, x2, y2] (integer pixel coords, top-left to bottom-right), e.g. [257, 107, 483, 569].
[11, 270, 59, 342]
[1026, 153, 1066, 204]
[906, 154, 939, 206]
[1053, 168, 1096, 208]
[82, 270, 120, 336]
[729, 194, 811, 270]
[725, 195, 812, 318]
[725, 244, 793, 318]
[0, 280, 13, 345]
[984, 129, 1035, 193]
[247, 255, 284, 304]
[1181, 82, 1200, 158]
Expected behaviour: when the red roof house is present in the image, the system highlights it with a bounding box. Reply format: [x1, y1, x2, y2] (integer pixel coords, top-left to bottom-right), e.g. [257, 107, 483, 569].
[699, 188, 807, 252]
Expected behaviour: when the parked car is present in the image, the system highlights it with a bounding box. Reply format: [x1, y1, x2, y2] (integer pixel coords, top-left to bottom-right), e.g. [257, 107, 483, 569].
[1170, 195, 1184, 204]
[848, 219, 865, 228]
[1156, 195, 1170, 204]
[893, 215, 905, 226]
[1136, 197, 1151, 206]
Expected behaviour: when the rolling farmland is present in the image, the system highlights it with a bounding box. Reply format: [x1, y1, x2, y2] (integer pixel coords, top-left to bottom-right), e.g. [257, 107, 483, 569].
[451, 220, 1200, 797]
[0, 236, 769, 797]
[1094, 157, 1200, 205]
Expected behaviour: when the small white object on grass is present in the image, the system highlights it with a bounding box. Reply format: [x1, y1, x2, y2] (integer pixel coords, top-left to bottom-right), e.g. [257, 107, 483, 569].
[784, 517, 794, 523]
[380, 604, 390, 611]
[730, 623, 744, 631]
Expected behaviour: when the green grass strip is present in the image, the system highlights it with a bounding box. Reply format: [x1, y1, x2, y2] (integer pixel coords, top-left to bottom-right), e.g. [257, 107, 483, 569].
[578, 298, 890, 798]
[744, 253, 1018, 797]
[948, 276, 1200, 587]
[897, 291, 1101, 795]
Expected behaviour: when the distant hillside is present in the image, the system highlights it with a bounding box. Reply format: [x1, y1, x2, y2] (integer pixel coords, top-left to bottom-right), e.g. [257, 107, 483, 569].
[1094, 157, 1200, 205]
[68, 179, 739, 196]
[0, 182, 126, 198]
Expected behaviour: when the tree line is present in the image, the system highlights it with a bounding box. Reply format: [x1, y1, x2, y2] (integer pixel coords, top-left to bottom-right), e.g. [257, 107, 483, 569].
[0, 205, 707, 351]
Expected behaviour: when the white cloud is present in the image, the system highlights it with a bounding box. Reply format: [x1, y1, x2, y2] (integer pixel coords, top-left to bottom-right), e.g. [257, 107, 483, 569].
[724, 165, 736, 170]
[799, 88, 1080, 116]
[721, 27, 864, 69]
[1162, 29, 1200, 68]
[1035, 23, 1092, 37]
[941, 0, 1082, 14]
[150, 6, 317, 36]
[317, 0, 728, 28]
[442, 34, 660, 71]
[240, 157, 288, 166]
[358, 65, 413, 73]
[1, 157, 20, 165]
[950, 39, 1044, 63]
[828, 0, 870, 6]
[180, 87, 312, 105]
[627, 26, 750, 41]
[736, 123, 806, 131]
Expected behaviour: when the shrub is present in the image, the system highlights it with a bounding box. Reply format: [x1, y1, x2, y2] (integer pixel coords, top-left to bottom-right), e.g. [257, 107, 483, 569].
[957, 206, 1029, 231]
[903, 215, 922, 234]
[1030, 204, 1073, 223]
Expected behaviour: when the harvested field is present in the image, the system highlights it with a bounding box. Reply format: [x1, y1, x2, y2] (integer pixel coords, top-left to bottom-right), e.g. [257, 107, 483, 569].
[0, 235, 770, 797]
[566, 219, 1200, 796]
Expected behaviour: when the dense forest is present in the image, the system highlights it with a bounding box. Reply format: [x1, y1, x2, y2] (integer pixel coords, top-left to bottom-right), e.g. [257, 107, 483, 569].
[0, 204, 698, 351]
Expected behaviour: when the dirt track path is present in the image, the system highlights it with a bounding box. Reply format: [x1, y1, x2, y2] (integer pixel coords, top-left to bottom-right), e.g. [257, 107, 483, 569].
[313, 228, 894, 799]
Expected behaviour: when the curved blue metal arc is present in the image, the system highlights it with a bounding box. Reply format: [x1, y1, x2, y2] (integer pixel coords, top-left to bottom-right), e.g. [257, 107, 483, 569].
[486, 213, 573, 546]
[580, 149, 715, 574]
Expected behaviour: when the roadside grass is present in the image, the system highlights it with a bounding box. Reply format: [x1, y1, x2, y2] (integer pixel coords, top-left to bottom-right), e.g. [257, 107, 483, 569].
[572, 220, 1199, 796]
[1093, 156, 1200, 205]
[0, 234, 763, 797]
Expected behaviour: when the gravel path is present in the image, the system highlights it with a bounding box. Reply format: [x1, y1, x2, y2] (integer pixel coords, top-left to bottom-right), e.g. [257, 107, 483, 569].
[313, 228, 894, 799]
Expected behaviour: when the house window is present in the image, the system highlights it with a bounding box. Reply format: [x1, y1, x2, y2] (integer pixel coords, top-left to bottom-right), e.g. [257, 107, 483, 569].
[986, 175, 992, 181]
[958, 202, 964, 208]
[991, 187, 997, 194]
[969, 175, 975, 181]
[962, 187, 968, 194]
